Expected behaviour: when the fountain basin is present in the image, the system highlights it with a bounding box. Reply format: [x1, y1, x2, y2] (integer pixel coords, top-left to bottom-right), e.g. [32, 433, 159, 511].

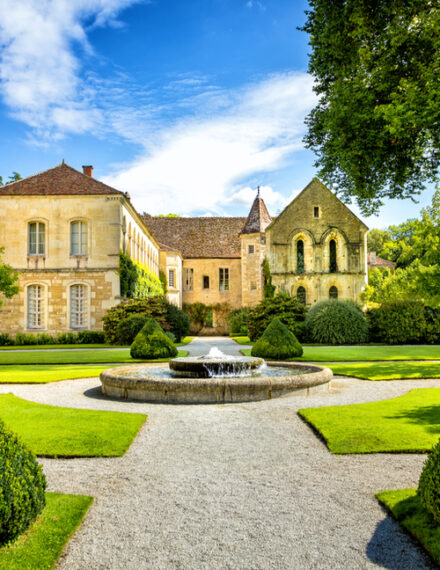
[169, 355, 263, 378]
[100, 361, 333, 404]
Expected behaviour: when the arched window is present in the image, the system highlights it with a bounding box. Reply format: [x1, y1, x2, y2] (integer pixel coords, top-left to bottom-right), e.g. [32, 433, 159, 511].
[70, 284, 88, 328]
[27, 285, 45, 328]
[329, 286, 338, 299]
[70, 221, 87, 255]
[28, 222, 45, 255]
[297, 286, 306, 304]
[297, 240, 304, 274]
[329, 239, 337, 272]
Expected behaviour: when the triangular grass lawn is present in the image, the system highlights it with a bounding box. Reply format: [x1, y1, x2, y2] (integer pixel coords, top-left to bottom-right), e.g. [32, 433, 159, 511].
[0, 364, 111, 383]
[0, 394, 146, 457]
[299, 388, 440, 454]
[376, 489, 440, 566]
[0, 493, 93, 569]
[320, 361, 440, 381]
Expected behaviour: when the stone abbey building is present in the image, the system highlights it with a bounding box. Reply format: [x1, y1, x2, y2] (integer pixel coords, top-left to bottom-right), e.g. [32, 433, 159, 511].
[0, 163, 368, 334]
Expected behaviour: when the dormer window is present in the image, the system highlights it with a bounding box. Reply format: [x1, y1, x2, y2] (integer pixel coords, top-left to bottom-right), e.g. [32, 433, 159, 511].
[71, 221, 87, 255]
[28, 222, 45, 255]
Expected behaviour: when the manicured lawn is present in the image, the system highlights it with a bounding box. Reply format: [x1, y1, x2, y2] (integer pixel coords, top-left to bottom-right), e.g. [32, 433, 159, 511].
[232, 336, 252, 345]
[240, 344, 440, 361]
[299, 388, 440, 454]
[0, 394, 146, 456]
[0, 348, 188, 366]
[0, 344, 114, 350]
[323, 361, 440, 381]
[376, 489, 440, 566]
[0, 364, 112, 383]
[0, 493, 93, 570]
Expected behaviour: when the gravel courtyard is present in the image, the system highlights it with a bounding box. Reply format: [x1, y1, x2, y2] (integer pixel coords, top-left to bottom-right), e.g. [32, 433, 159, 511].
[2, 337, 439, 569]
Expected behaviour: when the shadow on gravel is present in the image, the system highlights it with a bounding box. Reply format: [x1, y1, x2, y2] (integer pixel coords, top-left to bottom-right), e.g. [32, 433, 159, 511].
[366, 517, 435, 569]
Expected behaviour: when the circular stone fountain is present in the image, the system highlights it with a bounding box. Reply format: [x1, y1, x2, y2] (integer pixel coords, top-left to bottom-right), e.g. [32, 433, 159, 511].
[100, 347, 332, 404]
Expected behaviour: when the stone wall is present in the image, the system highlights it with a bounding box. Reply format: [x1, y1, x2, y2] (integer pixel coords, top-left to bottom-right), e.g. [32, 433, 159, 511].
[240, 232, 266, 306]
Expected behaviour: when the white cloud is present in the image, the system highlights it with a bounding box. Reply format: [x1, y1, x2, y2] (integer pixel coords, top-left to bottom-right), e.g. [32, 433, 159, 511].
[0, 0, 142, 137]
[102, 72, 317, 215]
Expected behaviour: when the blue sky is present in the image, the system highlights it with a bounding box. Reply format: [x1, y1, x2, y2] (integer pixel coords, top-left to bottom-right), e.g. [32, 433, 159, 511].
[0, 0, 433, 226]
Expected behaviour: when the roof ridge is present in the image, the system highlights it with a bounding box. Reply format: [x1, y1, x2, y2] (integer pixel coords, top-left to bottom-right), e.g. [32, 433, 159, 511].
[1, 162, 66, 188]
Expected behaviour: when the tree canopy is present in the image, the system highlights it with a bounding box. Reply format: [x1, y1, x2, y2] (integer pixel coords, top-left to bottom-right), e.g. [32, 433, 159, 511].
[0, 172, 21, 186]
[301, 0, 440, 214]
[0, 248, 19, 306]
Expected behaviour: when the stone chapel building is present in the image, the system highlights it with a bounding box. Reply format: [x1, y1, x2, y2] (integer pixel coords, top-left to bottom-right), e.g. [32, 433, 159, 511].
[0, 163, 368, 334]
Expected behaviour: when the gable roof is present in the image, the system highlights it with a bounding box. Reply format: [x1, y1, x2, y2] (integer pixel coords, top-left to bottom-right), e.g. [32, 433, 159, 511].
[0, 163, 124, 196]
[241, 195, 272, 234]
[143, 215, 247, 258]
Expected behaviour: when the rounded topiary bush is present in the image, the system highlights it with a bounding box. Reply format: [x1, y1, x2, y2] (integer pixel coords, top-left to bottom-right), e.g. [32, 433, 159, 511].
[251, 318, 303, 360]
[115, 314, 149, 345]
[418, 438, 440, 524]
[305, 300, 368, 345]
[0, 421, 46, 545]
[130, 318, 178, 360]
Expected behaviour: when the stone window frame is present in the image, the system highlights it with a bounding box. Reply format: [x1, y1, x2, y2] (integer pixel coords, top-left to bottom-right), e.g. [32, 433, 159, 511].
[168, 268, 176, 289]
[296, 285, 307, 304]
[184, 268, 194, 291]
[69, 218, 89, 256]
[329, 285, 338, 299]
[219, 268, 229, 291]
[26, 282, 48, 330]
[248, 245, 255, 254]
[203, 275, 210, 289]
[27, 220, 47, 256]
[320, 228, 349, 274]
[314, 206, 320, 218]
[68, 282, 90, 330]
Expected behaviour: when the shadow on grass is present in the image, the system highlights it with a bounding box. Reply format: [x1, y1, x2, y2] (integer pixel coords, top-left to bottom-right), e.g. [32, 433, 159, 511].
[366, 516, 435, 569]
[389, 405, 440, 435]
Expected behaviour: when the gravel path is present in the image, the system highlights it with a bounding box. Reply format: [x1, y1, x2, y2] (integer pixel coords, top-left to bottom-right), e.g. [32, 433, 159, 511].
[2, 337, 439, 569]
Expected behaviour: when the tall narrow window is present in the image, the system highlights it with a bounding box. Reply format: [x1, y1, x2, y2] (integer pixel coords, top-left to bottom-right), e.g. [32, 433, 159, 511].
[329, 239, 337, 272]
[219, 268, 229, 291]
[248, 245, 255, 254]
[314, 206, 320, 218]
[28, 222, 45, 255]
[184, 268, 193, 291]
[70, 285, 87, 328]
[203, 275, 210, 289]
[297, 240, 304, 274]
[27, 285, 44, 328]
[297, 286, 306, 304]
[329, 286, 338, 299]
[71, 221, 87, 255]
[168, 269, 175, 288]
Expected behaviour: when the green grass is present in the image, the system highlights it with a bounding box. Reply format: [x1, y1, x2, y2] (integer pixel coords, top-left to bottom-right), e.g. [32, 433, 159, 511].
[0, 364, 112, 383]
[323, 361, 440, 380]
[0, 493, 93, 570]
[0, 349, 188, 367]
[0, 344, 114, 350]
[299, 388, 440, 454]
[0, 394, 146, 456]
[232, 336, 251, 345]
[376, 489, 440, 566]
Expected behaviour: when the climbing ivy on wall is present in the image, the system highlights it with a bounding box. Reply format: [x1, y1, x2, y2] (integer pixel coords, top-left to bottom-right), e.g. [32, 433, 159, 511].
[263, 258, 276, 299]
[119, 253, 164, 299]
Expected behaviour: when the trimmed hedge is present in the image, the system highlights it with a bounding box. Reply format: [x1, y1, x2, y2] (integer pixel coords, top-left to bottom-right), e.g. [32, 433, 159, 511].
[0, 421, 46, 545]
[115, 315, 149, 345]
[247, 293, 307, 342]
[227, 308, 251, 336]
[418, 438, 440, 524]
[130, 318, 178, 360]
[368, 301, 427, 344]
[0, 331, 105, 347]
[306, 300, 368, 345]
[251, 318, 303, 360]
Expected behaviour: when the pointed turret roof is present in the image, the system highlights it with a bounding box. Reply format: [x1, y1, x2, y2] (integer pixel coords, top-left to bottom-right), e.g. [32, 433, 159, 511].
[240, 191, 272, 234]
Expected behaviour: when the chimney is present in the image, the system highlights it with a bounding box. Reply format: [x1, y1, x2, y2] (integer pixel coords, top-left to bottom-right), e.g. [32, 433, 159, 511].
[82, 165, 93, 177]
[370, 251, 377, 264]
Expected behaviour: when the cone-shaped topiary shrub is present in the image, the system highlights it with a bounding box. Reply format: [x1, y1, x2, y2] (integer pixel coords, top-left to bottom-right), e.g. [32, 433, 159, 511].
[0, 420, 46, 545]
[130, 318, 178, 360]
[418, 438, 440, 524]
[115, 314, 149, 345]
[305, 300, 368, 345]
[251, 318, 303, 360]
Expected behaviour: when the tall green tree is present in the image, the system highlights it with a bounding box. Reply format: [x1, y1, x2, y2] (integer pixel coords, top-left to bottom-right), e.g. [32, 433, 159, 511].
[301, 1, 440, 214]
[0, 248, 19, 306]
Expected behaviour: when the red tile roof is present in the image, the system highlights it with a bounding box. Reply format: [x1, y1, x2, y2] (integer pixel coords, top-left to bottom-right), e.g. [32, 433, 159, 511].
[367, 253, 396, 269]
[241, 196, 272, 234]
[0, 163, 123, 196]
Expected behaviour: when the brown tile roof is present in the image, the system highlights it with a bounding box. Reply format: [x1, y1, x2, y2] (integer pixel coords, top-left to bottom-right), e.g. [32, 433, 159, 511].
[367, 253, 396, 269]
[0, 163, 123, 196]
[144, 215, 247, 258]
[241, 196, 272, 234]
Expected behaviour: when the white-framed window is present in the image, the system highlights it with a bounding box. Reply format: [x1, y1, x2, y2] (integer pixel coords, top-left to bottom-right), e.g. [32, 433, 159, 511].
[70, 284, 88, 328]
[28, 222, 45, 255]
[27, 285, 44, 328]
[168, 269, 175, 288]
[70, 221, 88, 255]
[219, 268, 229, 291]
[184, 268, 193, 291]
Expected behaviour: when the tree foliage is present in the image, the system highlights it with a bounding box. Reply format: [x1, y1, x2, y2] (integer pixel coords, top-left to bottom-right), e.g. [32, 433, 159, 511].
[301, 1, 440, 214]
[0, 172, 21, 187]
[0, 247, 19, 306]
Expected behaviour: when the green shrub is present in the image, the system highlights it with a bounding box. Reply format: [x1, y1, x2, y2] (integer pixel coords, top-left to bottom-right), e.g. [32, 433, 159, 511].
[367, 301, 426, 344]
[0, 334, 13, 346]
[247, 293, 307, 341]
[425, 306, 440, 345]
[35, 333, 55, 345]
[130, 318, 178, 360]
[251, 318, 303, 359]
[164, 331, 176, 343]
[115, 315, 149, 345]
[76, 331, 106, 344]
[103, 297, 167, 344]
[55, 332, 78, 345]
[227, 308, 251, 336]
[306, 300, 368, 345]
[14, 333, 38, 346]
[0, 420, 46, 545]
[183, 302, 210, 333]
[165, 302, 190, 342]
[418, 437, 440, 524]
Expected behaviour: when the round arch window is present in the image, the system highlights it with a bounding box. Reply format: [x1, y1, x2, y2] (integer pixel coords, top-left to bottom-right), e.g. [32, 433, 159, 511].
[329, 286, 338, 299]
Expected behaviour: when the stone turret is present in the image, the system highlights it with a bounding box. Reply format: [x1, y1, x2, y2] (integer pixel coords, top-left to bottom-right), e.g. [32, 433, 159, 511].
[240, 189, 272, 306]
